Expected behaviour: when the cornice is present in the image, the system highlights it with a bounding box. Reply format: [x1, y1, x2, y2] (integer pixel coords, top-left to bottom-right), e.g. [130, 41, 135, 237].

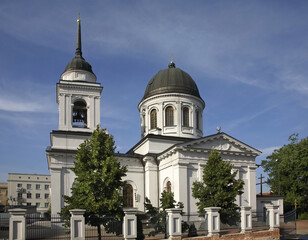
[138, 92, 205, 110]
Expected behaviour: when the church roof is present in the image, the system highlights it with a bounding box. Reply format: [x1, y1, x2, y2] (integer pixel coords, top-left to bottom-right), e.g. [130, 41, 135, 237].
[63, 17, 94, 75]
[142, 61, 203, 102]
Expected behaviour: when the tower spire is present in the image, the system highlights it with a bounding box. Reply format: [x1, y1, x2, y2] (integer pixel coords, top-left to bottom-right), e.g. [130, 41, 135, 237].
[75, 13, 82, 57]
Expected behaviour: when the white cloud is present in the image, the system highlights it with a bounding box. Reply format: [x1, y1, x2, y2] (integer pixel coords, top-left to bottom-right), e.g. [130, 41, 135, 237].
[0, 98, 46, 112]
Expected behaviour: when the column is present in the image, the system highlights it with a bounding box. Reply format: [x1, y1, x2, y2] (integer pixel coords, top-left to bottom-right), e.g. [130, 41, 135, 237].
[70, 209, 86, 240]
[204, 207, 221, 237]
[123, 208, 137, 240]
[166, 208, 182, 239]
[59, 93, 65, 129]
[9, 208, 26, 240]
[94, 96, 100, 128]
[240, 206, 252, 232]
[89, 96, 94, 129]
[66, 94, 72, 129]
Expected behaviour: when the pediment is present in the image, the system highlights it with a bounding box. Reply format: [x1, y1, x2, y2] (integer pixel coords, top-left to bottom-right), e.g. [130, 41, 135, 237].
[178, 133, 261, 155]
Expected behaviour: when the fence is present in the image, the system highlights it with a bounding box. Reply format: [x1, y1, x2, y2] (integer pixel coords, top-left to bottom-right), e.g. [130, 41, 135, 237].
[0, 213, 9, 239]
[5, 205, 280, 240]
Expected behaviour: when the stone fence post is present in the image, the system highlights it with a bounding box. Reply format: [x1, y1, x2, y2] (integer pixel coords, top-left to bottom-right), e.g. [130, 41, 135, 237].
[9, 208, 26, 240]
[204, 207, 221, 237]
[70, 209, 86, 240]
[123, 208, 138, 240]
[266, 204, 280, 229]
[240, 206, 252, 232]
[166, 208, 182, 239]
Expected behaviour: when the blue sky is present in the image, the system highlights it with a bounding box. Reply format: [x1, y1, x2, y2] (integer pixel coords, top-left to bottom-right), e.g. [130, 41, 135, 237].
[1, 1, 307, 194]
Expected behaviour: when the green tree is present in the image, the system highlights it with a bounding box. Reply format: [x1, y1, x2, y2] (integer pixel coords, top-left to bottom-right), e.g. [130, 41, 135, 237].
[192, 149, 244, 225]
[60, 126, 127, 240]
[261, 134, 308, 214]
[145, 191, 185, 237]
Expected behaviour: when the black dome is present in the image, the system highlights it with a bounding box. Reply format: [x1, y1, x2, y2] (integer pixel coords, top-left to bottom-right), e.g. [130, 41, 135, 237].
[142, 62, 202, 101]
[64, 55, 94, 74]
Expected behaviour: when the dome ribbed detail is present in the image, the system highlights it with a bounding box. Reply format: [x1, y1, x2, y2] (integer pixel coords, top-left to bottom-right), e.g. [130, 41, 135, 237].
[142, 63, 202, 101]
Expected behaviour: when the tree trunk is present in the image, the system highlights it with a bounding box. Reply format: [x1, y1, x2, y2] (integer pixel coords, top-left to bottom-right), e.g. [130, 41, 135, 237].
[97, 224, 102, 240]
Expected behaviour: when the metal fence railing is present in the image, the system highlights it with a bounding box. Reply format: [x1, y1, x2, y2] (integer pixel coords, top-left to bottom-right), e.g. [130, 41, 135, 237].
[252, 211, 269, 231]
[26, 214, 70, 240]
[0, 213, 9, 239]
[85, 216, 123, 240]
[137, 212, 168, 239]
[181, 214, 206, 237]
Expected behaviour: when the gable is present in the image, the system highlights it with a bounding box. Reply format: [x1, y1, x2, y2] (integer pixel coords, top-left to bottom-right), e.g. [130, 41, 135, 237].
[177, 132, 261, 156]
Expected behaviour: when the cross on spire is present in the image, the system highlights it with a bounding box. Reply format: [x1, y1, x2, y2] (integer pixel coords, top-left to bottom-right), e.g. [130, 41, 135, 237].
[168, 53, 175, 68]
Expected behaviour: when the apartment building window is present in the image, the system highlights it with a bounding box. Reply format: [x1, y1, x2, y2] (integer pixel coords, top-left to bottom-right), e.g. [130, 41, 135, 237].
[36, 193, 40, 199]
[17, 193, 22, 199]
[36, 184, 40, 190]
[27, 193, 32, 199]
[17, 183, 22, 188]
[36, 203, 40, 207]
[44, 203, 49, 208]
[44, 184, 49, 190]
[45, 193, 49, 199]
[27, 203, 31, 206]
[27, 184, 31, 189]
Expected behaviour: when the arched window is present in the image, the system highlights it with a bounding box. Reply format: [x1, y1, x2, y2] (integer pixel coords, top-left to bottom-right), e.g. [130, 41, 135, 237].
[166, 181, 172, 193]
[165, 106, 174, 126]
[72, 100, 87, 128]
[183, 107, 189, 127]
[123, 184, 133, 207]
[196, 110, 200, 130]
[150, 109, 157, 129]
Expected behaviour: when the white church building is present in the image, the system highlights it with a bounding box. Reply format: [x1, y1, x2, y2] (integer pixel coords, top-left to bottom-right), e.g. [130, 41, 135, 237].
[46, 19, 261, 219]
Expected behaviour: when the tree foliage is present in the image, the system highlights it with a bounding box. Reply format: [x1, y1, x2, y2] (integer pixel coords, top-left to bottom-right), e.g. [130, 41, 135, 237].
[60, 126, 127, 239]
[192, 149, 244, 225]
[144, 191, 185, 236]
[261, 134, 308, 214]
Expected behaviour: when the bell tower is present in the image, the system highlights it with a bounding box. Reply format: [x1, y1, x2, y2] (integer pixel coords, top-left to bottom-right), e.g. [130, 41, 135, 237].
[47, 16, 103, 216]
[57, 16, 102, 131]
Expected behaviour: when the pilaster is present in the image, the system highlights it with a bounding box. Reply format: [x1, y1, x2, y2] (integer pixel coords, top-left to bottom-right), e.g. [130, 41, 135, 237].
[248, 165, 257, 212]
[50, 168, 62, 216]
[144, 156, 158, 208]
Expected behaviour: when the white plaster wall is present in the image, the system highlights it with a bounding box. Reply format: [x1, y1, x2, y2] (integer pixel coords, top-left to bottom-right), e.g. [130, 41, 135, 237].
[61, 70, 96, 83]
[120, 157, 145, 211]
[51, 134, 90, 150]
[133, 138, 185, 155]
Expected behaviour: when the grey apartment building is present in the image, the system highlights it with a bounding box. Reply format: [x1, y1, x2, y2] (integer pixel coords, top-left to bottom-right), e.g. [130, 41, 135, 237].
[8, 173, 50, 214]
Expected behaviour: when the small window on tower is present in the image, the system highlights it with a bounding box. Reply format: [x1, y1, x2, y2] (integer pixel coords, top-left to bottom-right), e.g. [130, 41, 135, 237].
[165, 106, 174, 126]
[183, 107, 189, 127]
[150, 109, 157, 129]
[72, 100, 87, 128]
